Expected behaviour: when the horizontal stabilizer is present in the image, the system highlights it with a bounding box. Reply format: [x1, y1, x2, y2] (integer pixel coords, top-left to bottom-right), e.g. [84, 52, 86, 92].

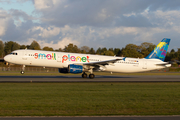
[155, 62, 171, 67]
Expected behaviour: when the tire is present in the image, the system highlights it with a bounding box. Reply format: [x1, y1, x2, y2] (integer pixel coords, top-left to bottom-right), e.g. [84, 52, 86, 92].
[89, 74, 95, 79]
[82, 73, 87, 78]
[21, 71, 25, 74]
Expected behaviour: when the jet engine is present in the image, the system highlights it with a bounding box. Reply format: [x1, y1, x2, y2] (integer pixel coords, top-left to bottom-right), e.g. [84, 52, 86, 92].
[58, 64, 83, 74]
[68, 64, 83, 74]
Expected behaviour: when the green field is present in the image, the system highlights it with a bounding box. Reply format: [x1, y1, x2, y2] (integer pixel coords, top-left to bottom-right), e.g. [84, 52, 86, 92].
[0, 83, 180, 116]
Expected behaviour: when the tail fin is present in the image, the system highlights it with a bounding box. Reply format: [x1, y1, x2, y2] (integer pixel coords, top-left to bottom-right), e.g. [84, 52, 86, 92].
[145, 38, 171, 61]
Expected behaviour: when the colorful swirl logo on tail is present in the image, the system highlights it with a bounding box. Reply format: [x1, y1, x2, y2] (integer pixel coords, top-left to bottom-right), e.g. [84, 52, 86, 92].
[155, 42, 169, 58]
[145, 38, 170, 61]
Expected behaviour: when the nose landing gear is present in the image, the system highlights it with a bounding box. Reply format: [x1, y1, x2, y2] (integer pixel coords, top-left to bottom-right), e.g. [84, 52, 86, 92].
[21, 65, 25, 74]
[21, 71, 25, 74]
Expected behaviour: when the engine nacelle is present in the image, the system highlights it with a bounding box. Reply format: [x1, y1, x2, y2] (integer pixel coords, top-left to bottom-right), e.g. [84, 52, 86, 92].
[58, 64, 83, 74]
[58, 68, 69, 73]
[68, 64, 83, 74]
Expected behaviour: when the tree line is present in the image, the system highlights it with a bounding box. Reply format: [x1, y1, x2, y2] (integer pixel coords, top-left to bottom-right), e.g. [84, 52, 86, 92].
[0, 40, 179, 62]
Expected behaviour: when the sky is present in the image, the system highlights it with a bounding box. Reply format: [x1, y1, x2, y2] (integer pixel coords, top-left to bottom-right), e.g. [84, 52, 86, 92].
[0, 0, 180, 51]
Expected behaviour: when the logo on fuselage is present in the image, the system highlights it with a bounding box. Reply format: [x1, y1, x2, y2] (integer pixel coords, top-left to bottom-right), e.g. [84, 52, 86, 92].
[34, 53, 56, 60]
[34, 53, 90, 63]
[62, 54, 89, 63]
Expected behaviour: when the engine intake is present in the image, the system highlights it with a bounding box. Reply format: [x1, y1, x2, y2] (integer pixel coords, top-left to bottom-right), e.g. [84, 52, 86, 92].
[58, 68, 69, 73]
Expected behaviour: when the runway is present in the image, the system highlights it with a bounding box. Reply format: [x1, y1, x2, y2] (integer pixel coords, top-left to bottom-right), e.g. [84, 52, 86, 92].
[0, 75, 179, 83]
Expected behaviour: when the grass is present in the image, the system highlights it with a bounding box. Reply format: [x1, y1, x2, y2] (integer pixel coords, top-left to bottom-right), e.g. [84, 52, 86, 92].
[169, 67, 180, 72]
[0, 83, 180, 116]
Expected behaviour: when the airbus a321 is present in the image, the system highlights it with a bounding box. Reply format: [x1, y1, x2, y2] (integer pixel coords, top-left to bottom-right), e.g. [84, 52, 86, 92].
[4, 38, 171, 79]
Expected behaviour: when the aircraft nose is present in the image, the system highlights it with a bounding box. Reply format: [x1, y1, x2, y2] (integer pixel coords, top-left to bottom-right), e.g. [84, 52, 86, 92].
[4, 55, 11, 62]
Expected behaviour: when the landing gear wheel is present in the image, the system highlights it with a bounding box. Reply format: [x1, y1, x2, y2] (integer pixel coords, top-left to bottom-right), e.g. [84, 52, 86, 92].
[89, 74, 95, 79]
[21, 65, 25, 74]
[82, 73, 87, 78]
[21, 71, 25, 74]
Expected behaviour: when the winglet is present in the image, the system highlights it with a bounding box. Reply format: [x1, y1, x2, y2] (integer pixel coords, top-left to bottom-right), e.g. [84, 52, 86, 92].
[123, 57, 126, 61]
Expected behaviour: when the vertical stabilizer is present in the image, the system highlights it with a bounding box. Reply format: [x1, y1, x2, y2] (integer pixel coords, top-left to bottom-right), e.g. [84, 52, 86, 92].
[145, 38, 171, 61]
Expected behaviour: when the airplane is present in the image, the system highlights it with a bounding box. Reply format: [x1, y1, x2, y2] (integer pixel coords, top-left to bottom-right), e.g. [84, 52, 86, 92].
[4, 38, 171, 79]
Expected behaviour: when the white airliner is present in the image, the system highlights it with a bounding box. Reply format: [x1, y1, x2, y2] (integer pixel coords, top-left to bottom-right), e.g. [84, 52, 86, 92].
[4, 38, 171, 79]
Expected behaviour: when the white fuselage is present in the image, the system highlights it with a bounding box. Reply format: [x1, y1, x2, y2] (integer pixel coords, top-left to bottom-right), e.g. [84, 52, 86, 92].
[4, 49, 169, 73]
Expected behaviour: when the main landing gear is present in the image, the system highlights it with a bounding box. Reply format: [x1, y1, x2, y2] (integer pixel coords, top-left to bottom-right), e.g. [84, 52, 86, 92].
[82, 72, 87, 78]
[82, 72, 95, 79]
[89, 74, 95, 79]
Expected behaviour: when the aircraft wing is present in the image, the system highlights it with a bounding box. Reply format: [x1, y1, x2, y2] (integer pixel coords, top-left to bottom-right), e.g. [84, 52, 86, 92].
[75, 58, 122, 66]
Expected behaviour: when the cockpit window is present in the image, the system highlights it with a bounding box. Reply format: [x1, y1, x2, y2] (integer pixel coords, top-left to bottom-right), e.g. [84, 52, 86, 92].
[10, 52, 18, 55]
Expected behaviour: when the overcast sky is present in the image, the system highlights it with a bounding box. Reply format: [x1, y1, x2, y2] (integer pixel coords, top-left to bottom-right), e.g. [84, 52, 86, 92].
[0, 0, 180, 51]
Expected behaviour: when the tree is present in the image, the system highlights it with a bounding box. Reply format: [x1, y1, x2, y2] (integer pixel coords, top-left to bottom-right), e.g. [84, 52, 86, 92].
[121, 44, 143, 58]
[4, 41, 20, 55]
[113, 48, 121, 56]
[29, 40, 41, 50]
[169, 49, 176, 60]
[12, 42, 20, 51]
[170, 49, 175, 53]
[139, 42, 156, 57]
[63, 43, 81, 53]
[20, 45, 26, 49]
[96, 47, 102, 55]
[178, 48, 180, 61]
[0, 40, 4, 57]
[4, 41, 13, 55]
[73, 45, 81, 53]
[178, 48, 180, 53]
[108, 48, 114, 52]
[101, 47, 107, 55]
[64, 43, 73, 52]
[88, 48, 95, 54]
[165, 49, 180, 62]
[43, 46, 54, 51]
[81, 46, 90, 54]
[104, 50, 114, 56]
[26, 45, 30, 49]
[59, 48, 63, 52]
